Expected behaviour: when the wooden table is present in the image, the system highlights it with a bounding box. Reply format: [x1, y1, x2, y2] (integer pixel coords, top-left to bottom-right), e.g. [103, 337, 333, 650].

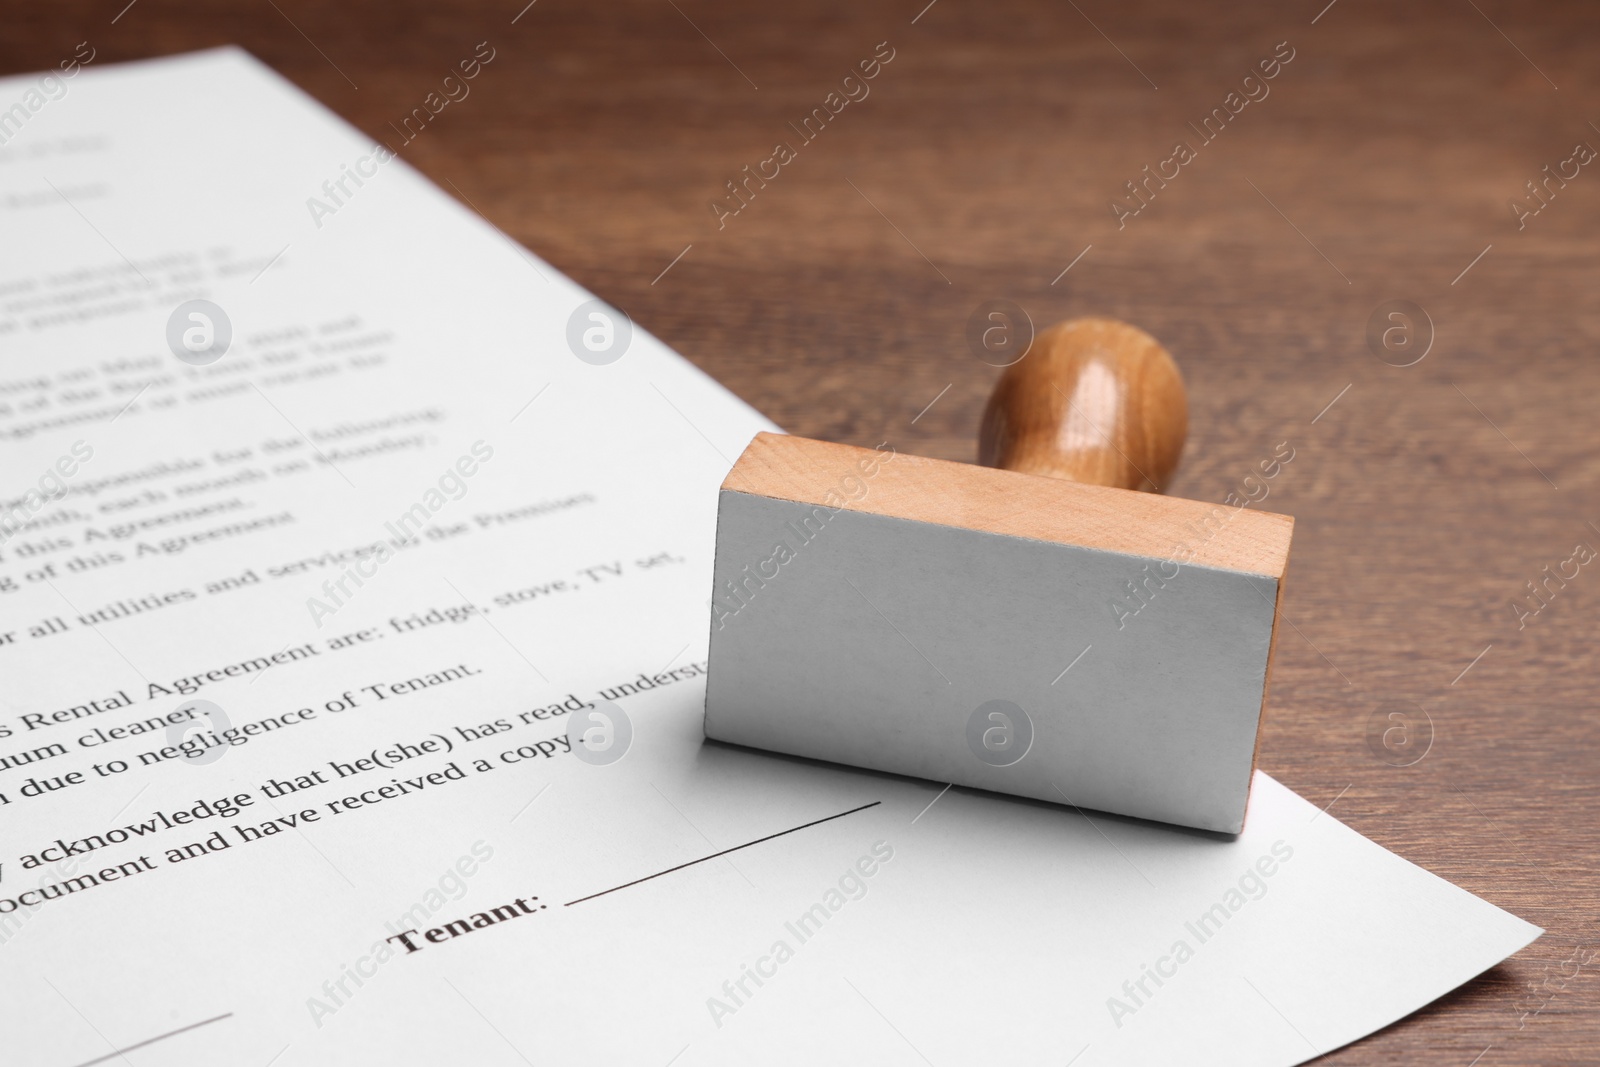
[6, 1, 1597, 1061]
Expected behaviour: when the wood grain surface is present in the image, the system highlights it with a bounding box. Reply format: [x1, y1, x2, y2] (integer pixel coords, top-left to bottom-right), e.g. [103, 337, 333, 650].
[5, 1, 1597, 1062]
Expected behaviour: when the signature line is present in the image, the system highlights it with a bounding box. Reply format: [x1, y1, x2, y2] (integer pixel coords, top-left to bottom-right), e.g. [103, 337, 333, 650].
[565, 801, 881, 906]
[67, 1013, 234, 1067]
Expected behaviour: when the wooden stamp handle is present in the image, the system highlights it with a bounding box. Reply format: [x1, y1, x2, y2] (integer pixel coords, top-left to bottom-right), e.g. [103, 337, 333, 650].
[978, 317, 1188, 493]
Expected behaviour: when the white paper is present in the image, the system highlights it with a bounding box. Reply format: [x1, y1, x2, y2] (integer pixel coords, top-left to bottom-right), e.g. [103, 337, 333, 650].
[0, 49, 1538, 1067]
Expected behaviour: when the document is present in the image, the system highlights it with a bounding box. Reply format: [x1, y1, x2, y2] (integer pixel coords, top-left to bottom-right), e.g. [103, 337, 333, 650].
[0, 49, 1538, 1066]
